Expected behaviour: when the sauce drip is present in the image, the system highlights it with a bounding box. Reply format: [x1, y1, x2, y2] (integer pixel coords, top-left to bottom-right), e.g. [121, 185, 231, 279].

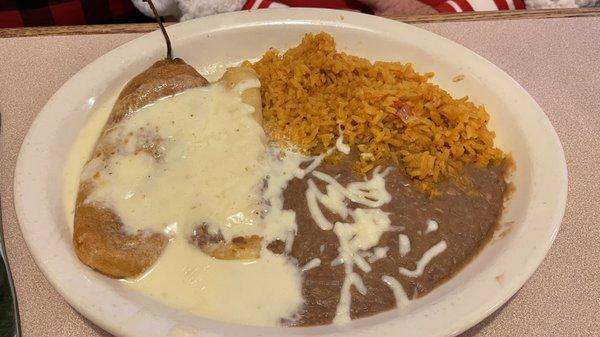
[303, 167, 394, 324]
[399, 240, 448, 278]
[81, 80, 265, 242]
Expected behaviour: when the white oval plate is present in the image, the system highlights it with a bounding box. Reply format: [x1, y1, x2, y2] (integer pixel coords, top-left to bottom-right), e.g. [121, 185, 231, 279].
[14, 8, 567, 337]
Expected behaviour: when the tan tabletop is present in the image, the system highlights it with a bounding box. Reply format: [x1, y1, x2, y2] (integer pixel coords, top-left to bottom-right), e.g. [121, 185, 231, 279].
[1, 15, 599, 337]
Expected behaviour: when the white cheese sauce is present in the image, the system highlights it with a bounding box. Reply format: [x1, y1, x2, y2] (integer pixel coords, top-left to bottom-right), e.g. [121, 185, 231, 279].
[425, 219, 439, 233]
[63, 74, 448, 326]
[335, 131, 350, 154]
[64, 78, 305, 326]
[303, 167, 394, 325]
[127, 241, 303, 326]
[301, 258, 322, 272]
[368, 246, 389, 263]
[305, 179, 345, 231]
[381, 275, 409, 306]
[399, 240, 447, 278]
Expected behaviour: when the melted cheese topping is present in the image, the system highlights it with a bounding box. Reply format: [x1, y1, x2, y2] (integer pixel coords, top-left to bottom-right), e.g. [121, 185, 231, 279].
[305, 179, 345, 231]
[398, 234, 411, 257]
[127, 241, 302, 326]
[64, 94, 116, 231]
[301, 258, 322, 272]
[425, 219, 439, 233]
[368, 246, 389, 263]
[335, 132, 350, 154]
[66, 79, 306, 326]
[381, 275, 409, 306]
[399, 240, 447, 278]
[303, 167, 394, 325]
[312, 167, 392, 208]
[81, 81, 265, 241]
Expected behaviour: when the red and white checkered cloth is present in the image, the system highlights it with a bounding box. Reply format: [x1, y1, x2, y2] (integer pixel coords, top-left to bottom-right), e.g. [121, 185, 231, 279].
[0, 0, 151, 28]
[1, 0, 526, 28]
[242, 0, 525, 11]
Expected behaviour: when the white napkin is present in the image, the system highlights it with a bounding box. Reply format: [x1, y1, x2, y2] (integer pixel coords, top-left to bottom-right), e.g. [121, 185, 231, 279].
[132, 0, 246, 21]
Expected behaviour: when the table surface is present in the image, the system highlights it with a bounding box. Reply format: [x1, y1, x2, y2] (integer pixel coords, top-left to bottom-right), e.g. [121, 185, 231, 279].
[1, 15, 599, 337]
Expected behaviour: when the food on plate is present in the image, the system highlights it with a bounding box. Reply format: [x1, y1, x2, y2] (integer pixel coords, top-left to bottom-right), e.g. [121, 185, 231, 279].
[73, 58, 208, 278]
[68, 31, 511, 326]
[72, 5, 264, 276]
[249, 32, 503, 195]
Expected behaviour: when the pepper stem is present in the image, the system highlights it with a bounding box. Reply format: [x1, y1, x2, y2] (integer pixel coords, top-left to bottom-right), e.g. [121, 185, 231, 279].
[143, 0, 173, 60]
